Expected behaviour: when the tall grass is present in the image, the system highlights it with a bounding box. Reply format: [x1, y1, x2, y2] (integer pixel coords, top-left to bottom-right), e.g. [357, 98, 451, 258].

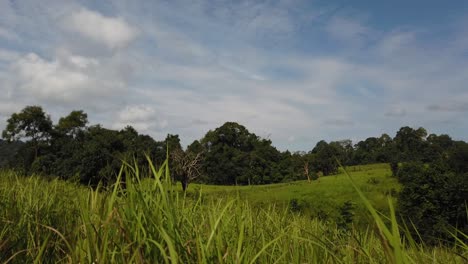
[0, 158, 466, 263]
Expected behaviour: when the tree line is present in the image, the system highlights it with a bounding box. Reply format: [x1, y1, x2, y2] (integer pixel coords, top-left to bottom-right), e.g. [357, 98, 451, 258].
[0, 105, 466, 187]
[1, 105, 467, 244]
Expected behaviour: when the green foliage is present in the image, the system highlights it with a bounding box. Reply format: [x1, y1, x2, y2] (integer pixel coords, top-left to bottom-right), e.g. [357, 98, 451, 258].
[1, 105, 52, 143]
[448, 141, 468, 174]
[1, 106, 173, 185]
[337, 200, 355, 231]
[186, 163, 400, 226]
[310, 140, 339, 176]
[199, 122, 283, 185]
[390, 161, 399, 177]
[56, 110, 88, 138]
[394, 126, 428, 162]
[353, 134, 396, 164]
[397, 162, 468, 244]
[2, 105, 464, 189]
[0, 139, 23, 168]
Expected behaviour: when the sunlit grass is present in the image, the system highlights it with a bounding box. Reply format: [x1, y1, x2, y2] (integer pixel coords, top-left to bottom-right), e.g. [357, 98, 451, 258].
[0, 160, 466, 263]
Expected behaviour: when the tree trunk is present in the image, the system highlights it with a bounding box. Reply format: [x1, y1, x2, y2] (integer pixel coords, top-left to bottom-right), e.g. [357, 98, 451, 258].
[304, 162, 310, 182]
[181, 178, 188, 192]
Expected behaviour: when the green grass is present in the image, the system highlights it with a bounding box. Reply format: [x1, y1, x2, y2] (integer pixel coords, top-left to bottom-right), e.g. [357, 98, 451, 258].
[0, 162, 466, 263]
[183, 163, 400, 225]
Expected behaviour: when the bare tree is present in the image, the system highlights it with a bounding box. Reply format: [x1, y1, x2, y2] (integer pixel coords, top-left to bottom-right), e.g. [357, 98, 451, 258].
[304, 161, 311, 182]
[171, 149, 204, 191]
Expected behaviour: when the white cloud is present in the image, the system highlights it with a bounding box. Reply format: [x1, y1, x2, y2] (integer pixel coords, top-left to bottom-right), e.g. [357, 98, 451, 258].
[1, 0, 468, 149]
[63, 8, 138, 49]
[112, 105, 168, 133]
[378, 31, 416, 57]
[326, 16, 372, 43]
[5, 51, 128, 105]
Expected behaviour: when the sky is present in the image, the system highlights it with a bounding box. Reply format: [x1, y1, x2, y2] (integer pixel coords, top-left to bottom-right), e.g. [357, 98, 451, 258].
[0, 0, 468, 151]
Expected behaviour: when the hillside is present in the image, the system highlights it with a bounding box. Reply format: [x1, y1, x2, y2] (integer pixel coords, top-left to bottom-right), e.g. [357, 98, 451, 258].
[184, 163, 399, 225]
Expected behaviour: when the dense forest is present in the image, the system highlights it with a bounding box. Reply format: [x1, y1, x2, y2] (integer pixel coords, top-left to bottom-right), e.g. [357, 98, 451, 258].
[1, 105, 467, 244]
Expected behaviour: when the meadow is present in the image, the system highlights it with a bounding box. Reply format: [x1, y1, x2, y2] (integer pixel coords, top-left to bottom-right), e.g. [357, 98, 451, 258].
[184, 163, 399, 226]
[0, 161, 466, 263]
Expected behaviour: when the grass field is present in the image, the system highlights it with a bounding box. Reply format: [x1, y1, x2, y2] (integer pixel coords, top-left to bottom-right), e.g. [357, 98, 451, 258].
[184, 163, 399, 226]
[0, 162, 466, 263]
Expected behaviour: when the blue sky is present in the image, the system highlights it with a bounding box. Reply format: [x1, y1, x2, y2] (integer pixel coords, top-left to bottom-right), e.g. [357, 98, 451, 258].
[1, 0, 467, 151]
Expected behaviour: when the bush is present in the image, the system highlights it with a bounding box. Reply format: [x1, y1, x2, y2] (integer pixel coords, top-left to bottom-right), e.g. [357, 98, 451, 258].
[397, 163, 468, 244]
[367, 177, 380, 185]
[337, 200, 355, 231]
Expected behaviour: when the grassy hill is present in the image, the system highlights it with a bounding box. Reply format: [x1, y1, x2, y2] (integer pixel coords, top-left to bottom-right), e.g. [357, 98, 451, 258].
[183, 163, 399, 225]
[0, 163, 465, 263]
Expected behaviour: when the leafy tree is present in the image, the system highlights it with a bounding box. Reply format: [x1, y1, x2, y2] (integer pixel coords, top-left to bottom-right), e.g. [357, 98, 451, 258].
[2, 106, 53, 142]
[198, 122, 280, 185]
[0, 139, 24, 168]
[56, 110, 88, 138]
[447, 141, 468, 174]
[397, 162, 468, 244]
[394, 126, 428, 162]
[75, 125, 125, 186]
[310, 140, 339, 176]
[330, 139, 354, 166]
[2, 106, 53, 159]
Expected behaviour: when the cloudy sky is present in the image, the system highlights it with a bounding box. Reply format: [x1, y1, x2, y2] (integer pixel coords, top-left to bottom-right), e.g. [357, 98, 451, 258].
[1, 0, 467, 151]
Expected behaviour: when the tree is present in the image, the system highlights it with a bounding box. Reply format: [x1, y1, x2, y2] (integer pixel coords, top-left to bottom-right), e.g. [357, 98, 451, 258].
[2, 106, 53, 142]
[397, 162, 468, 244]
[394, 126, 428, 162]
[448, 141, 468, 174]
[303, 160, 310, 182]
[56, 110, 88, 138]
[330, 139, 354, 166]
[76, 125, 125, 186]
[171, 148, 203, 191]
[198, 122, 281, 185]
[310, 140, 339, 176]
[0, 139, 24, 168]
[2, 106, 53, 159]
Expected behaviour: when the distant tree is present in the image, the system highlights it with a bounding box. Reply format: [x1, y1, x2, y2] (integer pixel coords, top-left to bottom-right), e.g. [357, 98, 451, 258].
[76, 125, 125, 186]
[2, 106, 53, 142]
[56, 110, 88, 138]
[164, 134, 183, 182]
[448, 141, 468, 174]
[2, 106, 52, 167]
[171, 148, 203, 191]
[0, 139, 24, 168]
[330, 139, 354, 165]
[394, 126, 428, 162]
[310, 140, 339, 176]
[118, 126, 165, 179]
[303, 160, 310, 182]
[275, 151, 303, 182]
[198, 122, 281, 185]
[2, 106, 53, 159]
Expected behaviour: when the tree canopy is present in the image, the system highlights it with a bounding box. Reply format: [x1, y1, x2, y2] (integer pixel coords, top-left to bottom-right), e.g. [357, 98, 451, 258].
[0, 105, 467, 193]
